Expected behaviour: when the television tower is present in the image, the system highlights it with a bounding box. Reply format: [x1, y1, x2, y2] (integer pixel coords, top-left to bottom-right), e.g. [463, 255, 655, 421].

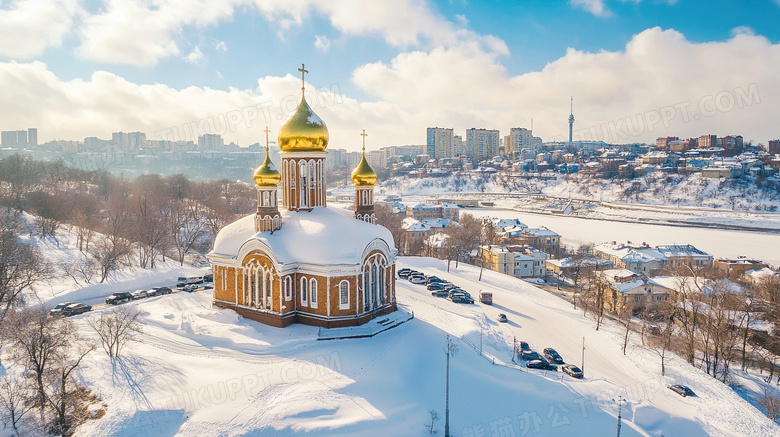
[568, 97, 574, 146]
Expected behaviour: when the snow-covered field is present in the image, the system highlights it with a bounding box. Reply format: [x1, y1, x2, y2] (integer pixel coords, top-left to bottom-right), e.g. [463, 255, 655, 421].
[33, 257, 777, 436]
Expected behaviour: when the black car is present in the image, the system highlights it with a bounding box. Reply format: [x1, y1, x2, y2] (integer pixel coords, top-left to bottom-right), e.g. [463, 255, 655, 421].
[50, 302, 75, 317]
[106, 292, 133, 305]
[668, 385, 695, 397]
[426, 276, 444, 285]
[527, 359, 558, 371]
[148, 286, 172, 297]
[521, 351, 543, 361]
[498, 313, 508, 323]
[543, 348, 565, 364]
[398, 268, 413, 279]
[562, 364, 583, 378]
[427, 283, 446, 291]
[61, 303, 92, 317]
[450, 293, 474, 304]
[431, 289, 449, 297]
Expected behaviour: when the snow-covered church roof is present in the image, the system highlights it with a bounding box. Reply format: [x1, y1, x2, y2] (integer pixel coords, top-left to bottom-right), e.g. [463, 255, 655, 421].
[210, 207, 396, 267]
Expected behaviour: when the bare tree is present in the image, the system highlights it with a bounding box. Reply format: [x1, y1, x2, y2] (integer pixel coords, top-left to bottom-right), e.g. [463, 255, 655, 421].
[44, 340, 98, 437]
[0, 373, 35, 436]
[87, 306, 142, 358]
[0, 209, 48, 322]
[759, 388, 780, 423]
[648, 314, 675, 376]
[89, 235, 130, 283]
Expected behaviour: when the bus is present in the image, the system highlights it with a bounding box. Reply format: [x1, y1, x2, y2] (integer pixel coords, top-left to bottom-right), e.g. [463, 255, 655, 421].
[479, 290, 493, 305]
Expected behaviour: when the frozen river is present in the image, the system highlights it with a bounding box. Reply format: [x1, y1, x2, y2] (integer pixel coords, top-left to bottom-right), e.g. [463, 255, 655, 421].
[467, 208, 780, 267]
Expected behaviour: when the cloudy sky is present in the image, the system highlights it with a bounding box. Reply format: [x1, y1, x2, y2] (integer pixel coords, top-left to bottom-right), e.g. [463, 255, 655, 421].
[1, 0, 779, 151]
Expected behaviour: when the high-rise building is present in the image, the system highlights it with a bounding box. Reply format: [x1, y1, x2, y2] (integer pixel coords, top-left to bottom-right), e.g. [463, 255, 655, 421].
[112, 132, 148, 152]
[198, 133, 224, 151]
[466, 128, 499, 162]
[504, 127, 533, 160]
[768, 139, 780, 155]
[454, 135, 464, 156]
[698, 134, 717, 149]
[426, 127, 454, 160]
[0, 131, 15, 147]
[27, 128, 37, 146]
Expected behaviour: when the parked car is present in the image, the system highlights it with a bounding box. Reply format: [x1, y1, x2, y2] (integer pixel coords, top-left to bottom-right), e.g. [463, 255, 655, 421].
[398, 268, 413, 279]
[204, 284, 213, 290]
[442, 283, 459, 291]
[668, 385, 695, 397]
[518, 341, 531, 352]
[427, 283, 446, 291]
[498, 313, 508, 323]
[450, 293, 474, 304]
[431, 289, 449, 297]
[183, 284, 197, 292]
[49, 302, 75, 317]
[61, 303, 92, 317]
[148, 286, 172, 297]
[521, 350, 543, 361]
[526, 359, 558, 371]
[562, 364, 583, 378]
[106, 292, 133, 305]
[409, 275, 427, 285]
[543, 348, 565, 364]
[426, 276, 444, 285]
[131, 289, 148, 300]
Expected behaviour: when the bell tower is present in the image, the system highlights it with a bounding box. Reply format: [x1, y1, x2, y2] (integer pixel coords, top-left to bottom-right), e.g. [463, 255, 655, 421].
[253, 126, 282, 232]
[352, 129, 377, 224]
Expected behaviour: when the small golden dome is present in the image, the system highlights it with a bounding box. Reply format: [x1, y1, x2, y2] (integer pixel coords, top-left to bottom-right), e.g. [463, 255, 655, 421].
[351, 151, 377, 186]
[253, 147, 281, 187]
[278, 97, 329, 152]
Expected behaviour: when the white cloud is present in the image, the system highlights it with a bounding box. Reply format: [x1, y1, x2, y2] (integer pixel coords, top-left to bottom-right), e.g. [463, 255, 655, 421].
[4, 28, 779, 151]
[215, 41, 228, 52]
[74, 0, 508, 66]
[77, 0, 240, 66]
[184, 47, 204, 64]
[571, 0, 612, 17]
[0, 0, 80, 58]
[314, 35, 331, 52]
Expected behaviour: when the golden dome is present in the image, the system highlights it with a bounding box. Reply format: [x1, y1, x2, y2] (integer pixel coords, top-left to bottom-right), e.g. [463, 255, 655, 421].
[277, 97, 329, 152]
[351, 151, 377, 187]
[253, 147, 281, 187]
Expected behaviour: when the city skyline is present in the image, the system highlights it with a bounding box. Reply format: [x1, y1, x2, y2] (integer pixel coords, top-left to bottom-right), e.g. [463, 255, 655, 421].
[0, 1, 779, 150]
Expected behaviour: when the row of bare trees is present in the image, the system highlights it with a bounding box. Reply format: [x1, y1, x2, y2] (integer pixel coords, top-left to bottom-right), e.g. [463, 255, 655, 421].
[0, 155, 255, 285]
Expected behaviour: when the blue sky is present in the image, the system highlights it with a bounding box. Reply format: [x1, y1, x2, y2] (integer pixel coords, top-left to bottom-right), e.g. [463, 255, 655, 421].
[1, 0, 779, 149]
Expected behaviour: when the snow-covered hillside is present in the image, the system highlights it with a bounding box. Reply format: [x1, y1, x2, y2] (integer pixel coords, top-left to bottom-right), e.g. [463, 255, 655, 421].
[29, 257, 778, 436]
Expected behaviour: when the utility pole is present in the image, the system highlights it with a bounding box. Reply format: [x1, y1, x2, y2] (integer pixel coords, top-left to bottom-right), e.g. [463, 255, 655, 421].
[616, 395, 622, 437]
[444, 335, 458, 437]
[581, 337, 585, 376]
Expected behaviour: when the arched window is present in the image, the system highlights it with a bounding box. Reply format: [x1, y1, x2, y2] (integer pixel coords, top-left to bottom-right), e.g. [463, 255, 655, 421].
[309, 278, 318, 308]
[308, 159, 315, 188]
[300, 276, 308, 305]
[299, 161, 307, 208]
[361, 253, 388, 313]
[283, 276, 292, 300]
[339, 280, 350, 309]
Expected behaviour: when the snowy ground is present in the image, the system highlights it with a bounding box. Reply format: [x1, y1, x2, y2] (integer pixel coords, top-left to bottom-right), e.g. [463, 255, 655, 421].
[20, 257, 776, 437]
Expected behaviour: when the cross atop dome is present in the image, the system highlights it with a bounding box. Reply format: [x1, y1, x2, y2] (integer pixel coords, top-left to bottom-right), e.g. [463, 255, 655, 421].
[298, 63, 308, 96]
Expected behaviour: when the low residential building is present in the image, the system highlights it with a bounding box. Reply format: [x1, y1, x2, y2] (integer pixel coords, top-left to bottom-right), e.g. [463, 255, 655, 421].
[406, 203, 461, 221]
[594, 242, 712, 275]
[546, 257, 614, 280]
[714, 257, 769, 278]
[500, 227, 561, 256]
[479, 244, 548, 278]
[402, 217, 460, 254]
[598, 269, 673, 314]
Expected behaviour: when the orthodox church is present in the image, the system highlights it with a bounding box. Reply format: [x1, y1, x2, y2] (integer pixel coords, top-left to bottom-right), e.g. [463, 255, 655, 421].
[206, 65, 397, 328]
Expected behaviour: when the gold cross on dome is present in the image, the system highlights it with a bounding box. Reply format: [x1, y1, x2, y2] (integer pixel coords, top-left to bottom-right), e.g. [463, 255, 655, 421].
[361, 129, 368, 152]
[264, 126, 271, 149]
[298, 63, 308, 95]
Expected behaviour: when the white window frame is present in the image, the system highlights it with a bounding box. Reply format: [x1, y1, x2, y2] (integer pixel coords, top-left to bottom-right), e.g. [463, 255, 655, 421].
[339, 280, 350, 309]
[309, 278, 318, 309]
[284, 276, 292, 301]
[300, 276, 308, 306]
